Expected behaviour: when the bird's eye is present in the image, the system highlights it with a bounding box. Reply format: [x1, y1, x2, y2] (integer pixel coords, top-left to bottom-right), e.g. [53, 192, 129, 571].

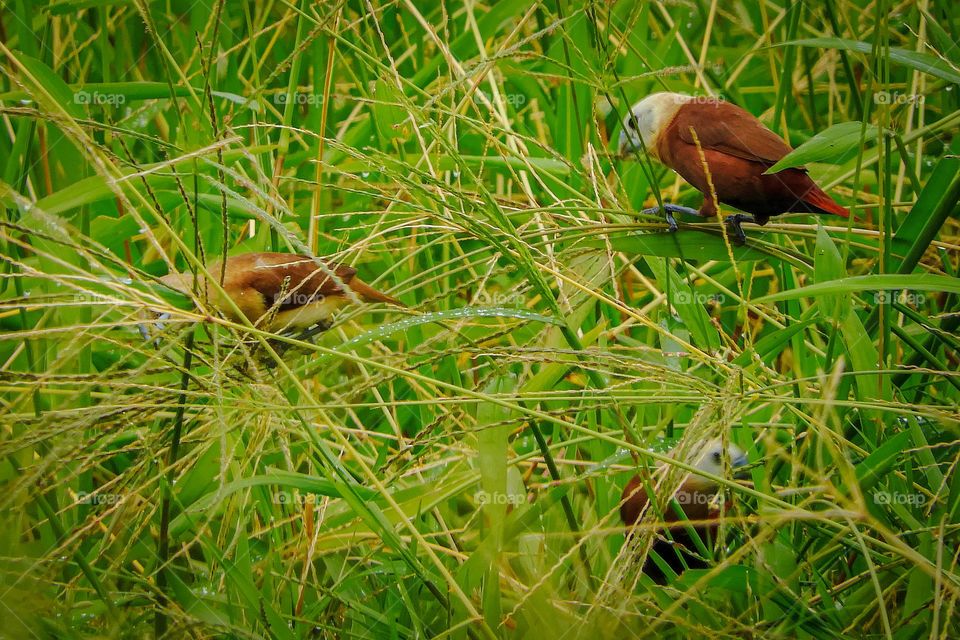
[627, 117, 637, 130]
[712, 451, 722, 464]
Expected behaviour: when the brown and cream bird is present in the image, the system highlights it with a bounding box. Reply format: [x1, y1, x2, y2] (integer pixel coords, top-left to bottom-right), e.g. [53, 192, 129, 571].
[160, 252, 404, 334]
[621, 439, 749, 583]
[618, 92, 850, 243]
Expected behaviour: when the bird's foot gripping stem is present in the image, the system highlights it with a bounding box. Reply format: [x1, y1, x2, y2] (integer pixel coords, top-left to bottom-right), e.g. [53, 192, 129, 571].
[260, 320, 334, 365]
[295, 319, 334, 343]
[640, 204, 699, 233]
[723, 214, 756, 245]
[137, 312, 170, 348]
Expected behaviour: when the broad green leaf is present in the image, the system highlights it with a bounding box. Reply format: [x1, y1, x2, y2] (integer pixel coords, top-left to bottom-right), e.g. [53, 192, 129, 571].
[31, 147, 273, 216]
[778, 37, 960, 84]
[659, 314, 691, 372]
[476, 374, 514, 631]
[855, 431, 911, 491]
[477, 375, 515, 533]
[13, 53, 83, 119]
[920, 10, 960, 66]
[907, 418, 943, 490]
[0, 81, 256, 110]
[814, 224, 848, 321]
[755, 274, 960, 303]
[890, 152, 960, 274]
[765, 121, 878, 173]
[903, 535, 935, 625]
[579, 230, 812, 270]
[371, 78, 409, 141]
[839, 300, 886, 410]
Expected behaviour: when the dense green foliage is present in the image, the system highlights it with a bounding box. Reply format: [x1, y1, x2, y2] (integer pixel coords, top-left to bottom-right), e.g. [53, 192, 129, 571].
[1, 1, 958, 638]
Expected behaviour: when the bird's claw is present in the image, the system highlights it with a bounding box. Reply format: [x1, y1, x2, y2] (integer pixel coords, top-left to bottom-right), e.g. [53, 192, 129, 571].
[665, 210, 678, 233]
[138, 312, 170, 348]
[259, 320, 335, 365]
[293, 319, 334, 344]
[640, 204, 698, 233]
[723, 214, 755, 245]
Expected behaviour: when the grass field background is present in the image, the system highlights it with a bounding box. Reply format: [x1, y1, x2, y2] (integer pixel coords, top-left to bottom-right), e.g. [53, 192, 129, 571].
[1, 1, 959, 638]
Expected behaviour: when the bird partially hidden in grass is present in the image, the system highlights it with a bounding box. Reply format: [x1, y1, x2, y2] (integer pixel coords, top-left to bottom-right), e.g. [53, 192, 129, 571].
[157, 252, 405, 341]
[617, 92, 850, 244]
[620, 439, 749, 583]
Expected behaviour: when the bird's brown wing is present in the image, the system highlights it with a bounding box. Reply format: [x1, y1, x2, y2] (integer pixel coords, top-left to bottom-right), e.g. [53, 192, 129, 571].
[228, 252, 356, 312]
[622, 473, 719, 527]
[621, 475, 650, 526]
[674, 100, 795, 166]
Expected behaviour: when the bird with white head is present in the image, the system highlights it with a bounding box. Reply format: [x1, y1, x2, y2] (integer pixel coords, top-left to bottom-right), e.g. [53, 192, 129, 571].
[620, 438, 750, 582]
[618, 92, 849, 243]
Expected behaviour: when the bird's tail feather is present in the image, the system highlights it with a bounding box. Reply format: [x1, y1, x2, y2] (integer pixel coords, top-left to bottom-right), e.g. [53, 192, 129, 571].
[349, 278, 406, 307]
[803, 187, 850, 219]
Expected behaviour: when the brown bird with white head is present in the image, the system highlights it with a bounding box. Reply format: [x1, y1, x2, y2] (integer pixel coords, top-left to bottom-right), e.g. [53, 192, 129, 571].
[160, 252, 404, 335]
[621, 439, 749, 583]
[618, 93, 849, 243]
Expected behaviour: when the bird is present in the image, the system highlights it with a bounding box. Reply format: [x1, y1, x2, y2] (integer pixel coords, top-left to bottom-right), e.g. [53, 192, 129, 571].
[159, 252, 404, 335]
[620, 439, 749, 583]
[618, 92, 850, 243]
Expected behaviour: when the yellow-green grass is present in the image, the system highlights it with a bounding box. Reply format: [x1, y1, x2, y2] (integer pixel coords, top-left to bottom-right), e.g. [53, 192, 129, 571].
[0, 1, 958, 638]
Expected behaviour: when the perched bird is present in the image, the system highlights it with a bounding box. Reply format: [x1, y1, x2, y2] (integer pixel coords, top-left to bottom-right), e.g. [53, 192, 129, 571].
[620, 439, 749, 583]
[618, 92, 849, 243]
[159, 252, 404, 334]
